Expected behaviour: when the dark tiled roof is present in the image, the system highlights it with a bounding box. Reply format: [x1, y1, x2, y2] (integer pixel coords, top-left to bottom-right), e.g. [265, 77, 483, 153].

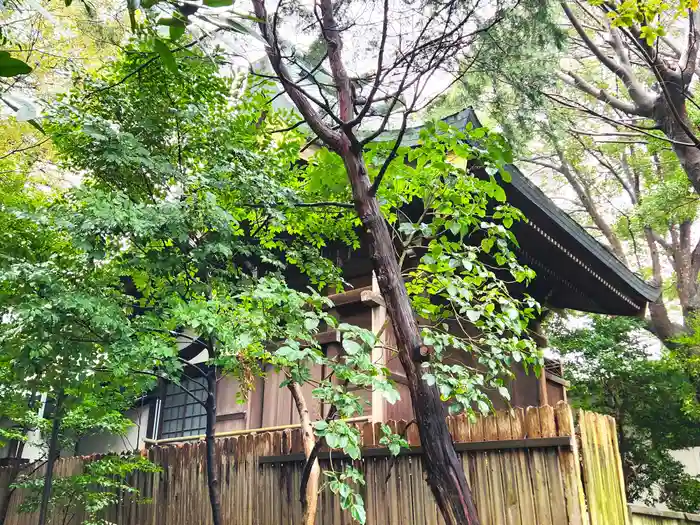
[375, 108, 659, 313]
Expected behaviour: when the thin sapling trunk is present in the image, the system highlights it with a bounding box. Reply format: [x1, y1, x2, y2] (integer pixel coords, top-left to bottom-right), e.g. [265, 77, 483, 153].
[38, 390, 64, 525]
[204, 367, 223, 525]
[289, 381, 320, 525]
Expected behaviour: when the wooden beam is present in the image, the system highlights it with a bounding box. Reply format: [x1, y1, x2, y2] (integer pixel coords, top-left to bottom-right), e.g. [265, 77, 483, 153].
[538, 373, 549, 406]
[215, 412, 246, 423]
[545, 372, 570, 388]
[258, 436, 573, 464]
[326, 286, 372, 308]
[360, 289, 385, 307]
[628, 504, 700, 522]
[315, 330, 341, 345]
[144, 415, 371, 445]
[389, 372, 408, 385]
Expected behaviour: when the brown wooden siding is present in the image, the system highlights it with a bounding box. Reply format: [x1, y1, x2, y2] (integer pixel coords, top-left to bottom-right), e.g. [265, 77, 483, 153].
[204, 287, 566, 433]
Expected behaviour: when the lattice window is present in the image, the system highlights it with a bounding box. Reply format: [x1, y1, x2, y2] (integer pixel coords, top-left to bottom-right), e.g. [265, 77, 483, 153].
[160, 378, 207, 438]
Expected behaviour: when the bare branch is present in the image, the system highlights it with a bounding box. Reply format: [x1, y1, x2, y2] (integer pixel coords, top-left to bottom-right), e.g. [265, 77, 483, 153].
[318, 0, 355, 140]
[351, 0, 390, 124]
[521, 158, 564, 172]
[678, 9, 700, 87]
[545, 92, 695, 145]
[251, 0, 343, 151]
[561, 0, 654, 113]
[557, 70, 645, 116]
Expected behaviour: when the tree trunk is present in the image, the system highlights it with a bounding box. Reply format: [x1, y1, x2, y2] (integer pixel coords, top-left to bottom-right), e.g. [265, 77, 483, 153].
[38, 391, 64, 525]
[615, 408, 633, 497]
[560, 162, 628, 264]
[643, 228, 682, 342]
[342, 149, 481, 525]
[204, 368, 223, 525]
[655, 100, 700, 196]
[288, 382, 320, 525]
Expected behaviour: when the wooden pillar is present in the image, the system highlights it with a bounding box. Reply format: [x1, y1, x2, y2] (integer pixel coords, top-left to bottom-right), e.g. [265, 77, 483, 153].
[538, 374, 549, 407]
[531, 318, 549, 406]
[370, 272, 387, 424]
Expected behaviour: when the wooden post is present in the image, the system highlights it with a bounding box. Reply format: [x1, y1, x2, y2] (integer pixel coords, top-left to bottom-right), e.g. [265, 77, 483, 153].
[370, 272, 388, 424]
[530, 318, 549, 406]
[539, 374, 549, 406]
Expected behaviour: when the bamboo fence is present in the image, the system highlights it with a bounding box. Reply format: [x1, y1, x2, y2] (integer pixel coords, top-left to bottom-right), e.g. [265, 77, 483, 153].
[0, 402, 634, 525]
[629, 505, 700, 525]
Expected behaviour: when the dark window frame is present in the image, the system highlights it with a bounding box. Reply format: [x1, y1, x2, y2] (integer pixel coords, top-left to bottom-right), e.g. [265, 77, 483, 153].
[151, 365, 210, 440]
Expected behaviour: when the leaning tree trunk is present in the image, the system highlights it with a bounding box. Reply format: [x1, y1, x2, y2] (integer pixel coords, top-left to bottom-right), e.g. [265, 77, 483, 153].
[204, 368, 223, 525]
[342, 150, 481, 524]
[249, 0, 480, 520]
[288, 382, 320, 525]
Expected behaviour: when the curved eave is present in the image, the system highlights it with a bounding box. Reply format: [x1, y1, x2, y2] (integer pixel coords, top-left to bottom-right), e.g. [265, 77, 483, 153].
[373, 108, 660, 315]
[460, 109, 659, 313]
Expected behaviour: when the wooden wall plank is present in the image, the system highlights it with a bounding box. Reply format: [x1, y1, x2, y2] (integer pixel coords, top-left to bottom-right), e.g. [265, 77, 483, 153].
[496, 410, 521, 525]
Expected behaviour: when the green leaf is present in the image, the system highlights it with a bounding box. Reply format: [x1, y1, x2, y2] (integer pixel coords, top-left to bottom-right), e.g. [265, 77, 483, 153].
[304, 317, 319, 331]
[170, 26, 186, 40]
[326, 433, 340, 449]
[493, 185, 506, 203]
[505, 307, 519, 321]
[204, 0, 233, 5]
[351, 503, 367, 524]
[345, 443, 361, 460]
[466, 310, 480, 323]
[153, 39, 177, 74]
[0, 52, 32, 77]
[480, 237, 494, 253]
[158, 17, 186, 27]
[439, 383, 452, 400]
[423, 373, 435, 386]
[380, 386, 400, 405]
[342, 339, 363, 355]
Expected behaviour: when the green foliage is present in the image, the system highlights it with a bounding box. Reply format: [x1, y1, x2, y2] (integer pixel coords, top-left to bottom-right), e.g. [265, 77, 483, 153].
[429, 1, 564, 145]
[13, 455, 160, 524]
[378, 424, 409, 456]
[549, 314, 700, 511]
[374, 121, 541, 417]
[1, 40, 353, 522]
[314, 420, 362, 460]
[323, 466, 366, 524]
[0, 51, 32, 77]
[1, 29, 546, 524]
[591, 0, 695, 44]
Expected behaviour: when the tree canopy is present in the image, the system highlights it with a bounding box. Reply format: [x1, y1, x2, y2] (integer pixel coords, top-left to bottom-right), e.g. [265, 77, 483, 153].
[3, 0, 700, 523]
